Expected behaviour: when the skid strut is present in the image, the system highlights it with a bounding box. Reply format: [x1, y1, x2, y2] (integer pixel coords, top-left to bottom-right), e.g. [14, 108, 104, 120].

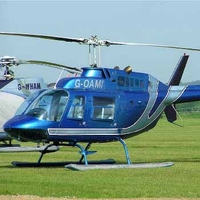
[35, 139, 131, 165]
[78, 142, 92, 164]
[119, 138, 132, 164]
[37, 143, 57, 164]
[37, 142, 95, 165]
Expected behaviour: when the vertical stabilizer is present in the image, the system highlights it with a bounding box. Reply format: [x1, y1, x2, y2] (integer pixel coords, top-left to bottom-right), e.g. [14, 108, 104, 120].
[168, 53, 189, 86]
[164, 54, 189, 122]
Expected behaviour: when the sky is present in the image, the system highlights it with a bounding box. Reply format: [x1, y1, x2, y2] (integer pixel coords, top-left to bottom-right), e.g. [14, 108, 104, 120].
[0, 0, 200, 84]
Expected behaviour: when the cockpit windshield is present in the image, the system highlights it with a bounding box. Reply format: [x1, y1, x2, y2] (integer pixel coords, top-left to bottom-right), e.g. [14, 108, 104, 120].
[15, 89, 46, 116]
[16, 89, 68, 122]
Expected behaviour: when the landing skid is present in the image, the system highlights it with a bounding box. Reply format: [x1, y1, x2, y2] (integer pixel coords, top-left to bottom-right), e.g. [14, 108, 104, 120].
[0, 143, 20, 147]
[11, 142, 116, 167]
[0, 139, 20, 147]
[9, 138, 168, 169]
[12, 159, 115, 167]
[66, 162, 174, 171]
[9, 138, 129, 167]
[0, 145, 59, 153]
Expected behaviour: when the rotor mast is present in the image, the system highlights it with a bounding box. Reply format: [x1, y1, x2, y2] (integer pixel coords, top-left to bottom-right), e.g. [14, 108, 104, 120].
[86, 36, 103, 67]
[89, 44, 99, 67]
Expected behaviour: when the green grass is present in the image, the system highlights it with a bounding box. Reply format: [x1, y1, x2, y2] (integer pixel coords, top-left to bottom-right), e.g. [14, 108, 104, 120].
[1, 113, 200, 198]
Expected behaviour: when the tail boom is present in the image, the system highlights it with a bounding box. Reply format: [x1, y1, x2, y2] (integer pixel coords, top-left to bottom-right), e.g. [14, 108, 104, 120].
[174, 85, 200, 104]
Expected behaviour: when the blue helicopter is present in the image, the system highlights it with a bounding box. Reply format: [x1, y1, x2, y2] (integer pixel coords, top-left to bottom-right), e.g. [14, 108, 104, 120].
[0, 32, 200, 166]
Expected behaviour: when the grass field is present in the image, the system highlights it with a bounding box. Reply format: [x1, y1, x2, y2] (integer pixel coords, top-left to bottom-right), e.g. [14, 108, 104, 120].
[0, 113, 200, 198]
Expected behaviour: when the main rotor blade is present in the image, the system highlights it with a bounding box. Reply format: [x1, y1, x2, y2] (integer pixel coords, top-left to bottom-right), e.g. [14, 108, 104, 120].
[106, 41, 200, 52]
[0, 32, 85, 43]
[19, 60, 82, 74]
[1, 31, 200, 51]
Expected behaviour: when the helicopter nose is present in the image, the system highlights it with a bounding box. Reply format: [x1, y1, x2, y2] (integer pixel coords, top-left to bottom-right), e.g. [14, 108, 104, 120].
[3, 115, 49, 142]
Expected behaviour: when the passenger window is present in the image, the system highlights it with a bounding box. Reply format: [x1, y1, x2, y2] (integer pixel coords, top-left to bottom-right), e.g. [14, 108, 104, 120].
[130, 78, 134, 87]
[118, 76, 125, 86]
[140, 79, 144, 87]
[68, 96, 85, 119]
[126, 77, 129, 87]
[135, 79, 139, 87]
[92, 97, 115, 120]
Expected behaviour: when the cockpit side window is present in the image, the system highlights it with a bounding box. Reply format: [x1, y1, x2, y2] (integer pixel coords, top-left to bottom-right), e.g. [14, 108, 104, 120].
[92, 97, 115, 120]
[67, 96, 85, 119]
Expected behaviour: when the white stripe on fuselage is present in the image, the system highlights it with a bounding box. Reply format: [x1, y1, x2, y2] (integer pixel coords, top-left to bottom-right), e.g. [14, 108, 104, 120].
[48, 128, 118, 136]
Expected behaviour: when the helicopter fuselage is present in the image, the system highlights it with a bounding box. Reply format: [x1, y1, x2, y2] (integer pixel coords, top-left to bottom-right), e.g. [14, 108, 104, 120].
[3, 67, 200, 144]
